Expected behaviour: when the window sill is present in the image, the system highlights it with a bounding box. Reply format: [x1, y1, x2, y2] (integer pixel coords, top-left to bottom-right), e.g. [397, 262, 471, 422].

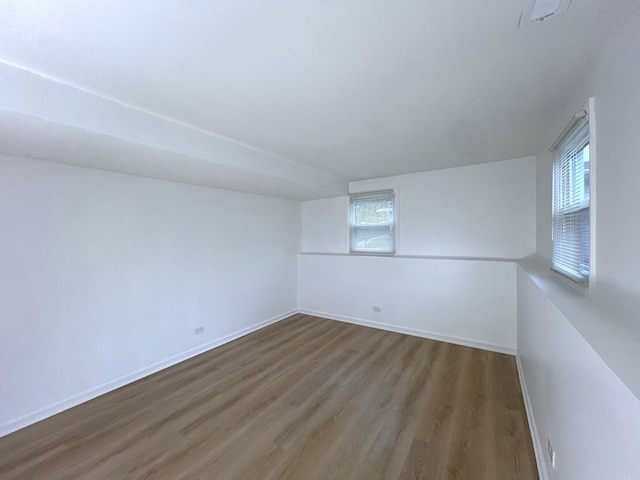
[299, 252, 522, 262]
[349, 251, 395, 257]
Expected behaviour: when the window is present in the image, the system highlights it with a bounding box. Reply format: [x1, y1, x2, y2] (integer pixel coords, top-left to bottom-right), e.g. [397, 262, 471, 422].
[551, 111, 590, 284]
[350, 190, 395, 254]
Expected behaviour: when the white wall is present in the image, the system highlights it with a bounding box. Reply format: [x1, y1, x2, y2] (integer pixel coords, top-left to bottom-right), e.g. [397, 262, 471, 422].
[520, 7, 640, 479]
[535, 7, 640, 302]
[351, 157, 536, 258]
[299, 157, 536, 353]
[299, 255, 516, 353]
[0, 154, 299, 436]
[302, 156, 536, 258]
[301, 196, 349, 254]
[517, 267, 640, 480]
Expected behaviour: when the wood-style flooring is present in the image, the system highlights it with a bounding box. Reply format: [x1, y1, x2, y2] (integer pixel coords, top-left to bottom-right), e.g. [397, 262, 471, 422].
[0, 314, 538, 479]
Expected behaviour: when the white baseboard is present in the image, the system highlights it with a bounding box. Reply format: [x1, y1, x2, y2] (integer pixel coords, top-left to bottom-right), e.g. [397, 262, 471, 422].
[298, 308, 516, 355]
[0, 310, 295, 438]
[516, 353, 548, 480]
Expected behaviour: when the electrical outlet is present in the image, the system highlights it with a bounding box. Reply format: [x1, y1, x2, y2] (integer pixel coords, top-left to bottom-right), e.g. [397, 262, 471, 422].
[372, 306, 381, 313]
[194, 326, 204, 335]
[547, 437, 556, 468]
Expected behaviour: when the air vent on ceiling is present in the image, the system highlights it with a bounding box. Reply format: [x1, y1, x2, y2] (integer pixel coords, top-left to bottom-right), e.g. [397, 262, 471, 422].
[530, 0, 562, 21]
[519, 0, 571, 27]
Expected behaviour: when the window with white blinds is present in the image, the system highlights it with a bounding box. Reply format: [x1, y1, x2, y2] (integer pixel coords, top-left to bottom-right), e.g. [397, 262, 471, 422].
[350, 190, 395, 254]
[551, 114, 590, 284]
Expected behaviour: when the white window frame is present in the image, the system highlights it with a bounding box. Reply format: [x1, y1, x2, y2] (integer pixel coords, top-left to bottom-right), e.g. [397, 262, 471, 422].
[349, 190, 395, 255]
[550, 99, 596, 287]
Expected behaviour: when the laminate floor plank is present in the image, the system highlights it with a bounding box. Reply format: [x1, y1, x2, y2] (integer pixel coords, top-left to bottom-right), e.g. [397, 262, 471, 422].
[0, 314, 538, 479]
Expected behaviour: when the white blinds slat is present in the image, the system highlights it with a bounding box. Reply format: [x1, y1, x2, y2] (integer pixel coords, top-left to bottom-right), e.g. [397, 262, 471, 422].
[552, 116, 590, 284]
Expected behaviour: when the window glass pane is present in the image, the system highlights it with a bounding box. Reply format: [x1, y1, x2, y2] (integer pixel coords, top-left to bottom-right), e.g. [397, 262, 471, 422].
[354, 198, 393, 226]
[582, 144, 590, 201]
[350, 191, 394, 253]
[351, 225, 393, 252]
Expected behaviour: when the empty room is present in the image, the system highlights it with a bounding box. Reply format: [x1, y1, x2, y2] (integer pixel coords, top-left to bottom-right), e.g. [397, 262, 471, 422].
[1, 1, 639, 479]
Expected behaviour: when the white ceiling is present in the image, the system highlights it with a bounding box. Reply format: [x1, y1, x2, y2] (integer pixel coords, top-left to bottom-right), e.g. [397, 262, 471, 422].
[0, 1, 625, 199]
